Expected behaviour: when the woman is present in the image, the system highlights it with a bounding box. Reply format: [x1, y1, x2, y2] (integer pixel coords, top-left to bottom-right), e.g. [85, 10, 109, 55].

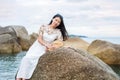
[16, 14, 68, 80]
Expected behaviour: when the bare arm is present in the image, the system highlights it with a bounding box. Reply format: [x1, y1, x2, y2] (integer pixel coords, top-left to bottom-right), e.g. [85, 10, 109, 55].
[38, 33, 53, 50]
[37, 35, 47, 46]
[48, 30, 64, 51]
[37, 25, 52, 49]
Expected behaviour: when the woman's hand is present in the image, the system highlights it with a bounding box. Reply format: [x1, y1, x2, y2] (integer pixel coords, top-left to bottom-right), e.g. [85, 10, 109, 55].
[46, 40, 64, 51]
[37, 36, 54, 50]
[44, 43, 55, 51]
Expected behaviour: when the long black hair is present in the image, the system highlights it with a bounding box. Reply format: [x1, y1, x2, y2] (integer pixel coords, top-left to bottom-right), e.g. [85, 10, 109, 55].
[49, 14, 68, 41]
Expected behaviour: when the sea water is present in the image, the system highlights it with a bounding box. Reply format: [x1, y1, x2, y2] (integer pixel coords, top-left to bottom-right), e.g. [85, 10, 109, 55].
[0, 52, 26, 80]
[81, 37, 120, 44]
[0, 37, 120, 80]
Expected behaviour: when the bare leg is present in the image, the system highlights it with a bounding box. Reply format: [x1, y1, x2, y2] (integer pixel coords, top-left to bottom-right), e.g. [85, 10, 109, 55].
[16, 78, 22, 80]
[22, 78, 27, 80]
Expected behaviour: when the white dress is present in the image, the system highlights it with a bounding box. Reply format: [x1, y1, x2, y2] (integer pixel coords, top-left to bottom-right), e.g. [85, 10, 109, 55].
[16, 25, 63, 79]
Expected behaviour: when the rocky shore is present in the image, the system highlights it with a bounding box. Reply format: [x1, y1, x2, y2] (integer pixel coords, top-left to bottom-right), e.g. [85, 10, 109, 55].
[0, 25, 38, 54]
[0, 25, 120, 79]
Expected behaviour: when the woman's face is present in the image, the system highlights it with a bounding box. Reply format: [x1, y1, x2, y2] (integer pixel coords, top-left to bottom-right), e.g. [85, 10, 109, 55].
[51, 17, 61, 28]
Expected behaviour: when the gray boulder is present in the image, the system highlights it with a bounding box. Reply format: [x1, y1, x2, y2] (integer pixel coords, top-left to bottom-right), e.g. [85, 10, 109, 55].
[29, 32, 38, 45]
[63, 37, 89, 50]
[87, 40, 120, 65]
[6, 25, 31, 50]
[31, 47, 119, 80]
[0, 26, 22, 54]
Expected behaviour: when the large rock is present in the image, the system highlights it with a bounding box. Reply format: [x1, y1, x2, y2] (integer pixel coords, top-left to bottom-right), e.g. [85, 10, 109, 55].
[0, 41, 22, 54]
[0, 26, 17, 37]
[63, 37, 89, 50]
[6, 25, 31, 50]
[87, 40, 120, 65]
[31, 47, 119, 80]
[29, 32, 38, 44]
[0, 26, 22, 54]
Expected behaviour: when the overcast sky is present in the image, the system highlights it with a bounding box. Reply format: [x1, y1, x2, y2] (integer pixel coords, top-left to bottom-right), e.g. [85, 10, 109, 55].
[0, 0, 120, 37]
